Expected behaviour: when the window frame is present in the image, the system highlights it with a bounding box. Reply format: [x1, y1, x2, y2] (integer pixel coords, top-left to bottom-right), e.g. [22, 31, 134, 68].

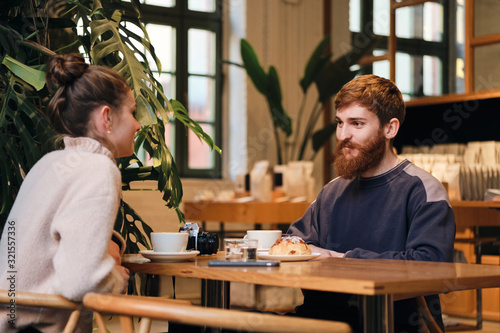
[351, 0, 453, 98]
[136, 0, 223, 179]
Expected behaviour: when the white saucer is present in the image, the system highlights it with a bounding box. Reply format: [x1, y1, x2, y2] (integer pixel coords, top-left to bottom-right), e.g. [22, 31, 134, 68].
[139, 250, 200, 262]
[257, 252, 321, 262]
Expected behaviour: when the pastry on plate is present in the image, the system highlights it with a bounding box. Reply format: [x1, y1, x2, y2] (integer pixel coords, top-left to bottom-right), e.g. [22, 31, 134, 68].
[268, 236, 311, 255]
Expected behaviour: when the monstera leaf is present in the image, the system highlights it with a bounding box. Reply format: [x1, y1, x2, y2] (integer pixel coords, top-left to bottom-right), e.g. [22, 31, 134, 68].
[90, 17, 163, 125]
[86, 2, 219, 224]
[89, 9, 220, 153]
[0, 76, 56, 222]
[0, 0, 220, 241]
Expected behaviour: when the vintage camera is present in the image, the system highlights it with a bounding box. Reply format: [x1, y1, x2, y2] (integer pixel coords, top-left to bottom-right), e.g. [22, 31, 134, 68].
[179, 222, 219, 255]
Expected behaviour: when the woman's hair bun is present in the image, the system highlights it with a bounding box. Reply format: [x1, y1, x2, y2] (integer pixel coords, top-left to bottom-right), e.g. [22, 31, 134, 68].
[46, 53, 89, 89]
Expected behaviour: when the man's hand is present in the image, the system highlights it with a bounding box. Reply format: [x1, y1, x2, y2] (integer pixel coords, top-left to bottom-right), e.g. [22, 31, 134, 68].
[309, 244, 345, 258]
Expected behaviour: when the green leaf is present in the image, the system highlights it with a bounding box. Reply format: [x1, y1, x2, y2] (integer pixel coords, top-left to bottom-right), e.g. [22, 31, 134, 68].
[117, 200, 153, 252]
[0, 76, 55, 218]
[0, 25, 22, 57]
[169, 99, 221, 154]
[267, 66, 282, 103]
[2, 55, 46, 91]
[300, 35, 332, 93]
[312, 123, 336, 152]
[240, 39, 268, 95]
[266, 66, 292, 137]
[314, 36, 380, 104]
[89, 16, 164, 125]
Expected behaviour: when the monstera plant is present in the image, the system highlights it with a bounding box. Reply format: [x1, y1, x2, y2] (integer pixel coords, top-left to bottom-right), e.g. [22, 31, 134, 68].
[0, 0, 220, 266]
[239, 36, 379, 164]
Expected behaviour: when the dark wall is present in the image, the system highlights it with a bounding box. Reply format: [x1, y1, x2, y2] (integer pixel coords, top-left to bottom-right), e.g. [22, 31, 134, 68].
[394, 97, 500, 152]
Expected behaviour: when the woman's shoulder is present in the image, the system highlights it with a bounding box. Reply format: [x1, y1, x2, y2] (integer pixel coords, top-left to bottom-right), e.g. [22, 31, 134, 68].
[25, 142, 120, 189]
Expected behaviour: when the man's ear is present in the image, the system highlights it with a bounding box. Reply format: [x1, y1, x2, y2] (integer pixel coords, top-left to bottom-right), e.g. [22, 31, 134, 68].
[384, 118, 400, 140]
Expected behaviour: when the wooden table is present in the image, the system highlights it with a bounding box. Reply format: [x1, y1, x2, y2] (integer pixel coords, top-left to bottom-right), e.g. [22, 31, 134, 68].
[183, 201, 310, 224]
[451, 200, 500, 230]
[184, 200, 500, 228]
[123, 254, 500, 333]
[184, 200, 500, 230]
[183, 200, 310, 238]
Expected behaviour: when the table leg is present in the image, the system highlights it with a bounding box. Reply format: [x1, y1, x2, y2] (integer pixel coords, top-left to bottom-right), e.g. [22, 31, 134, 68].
[475, 241, 483, 330]
[201, 279, 230, 333]
[361, 294, 394, 333]
[202, 279, 230, 309]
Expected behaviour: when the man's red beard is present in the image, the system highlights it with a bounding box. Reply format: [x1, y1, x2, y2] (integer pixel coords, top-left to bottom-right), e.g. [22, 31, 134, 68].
[333, 131, 386, 179]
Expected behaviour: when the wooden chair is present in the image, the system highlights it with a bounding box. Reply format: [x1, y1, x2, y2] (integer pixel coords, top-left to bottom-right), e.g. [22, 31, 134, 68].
[0, 290, 82, 333]
[416, 296, 443, 333]
[83, 292, 352, 333]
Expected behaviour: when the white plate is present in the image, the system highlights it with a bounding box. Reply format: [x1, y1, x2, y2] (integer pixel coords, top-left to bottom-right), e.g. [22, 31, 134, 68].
[139, 250, 200, 262]
[257, 252, 321, 262]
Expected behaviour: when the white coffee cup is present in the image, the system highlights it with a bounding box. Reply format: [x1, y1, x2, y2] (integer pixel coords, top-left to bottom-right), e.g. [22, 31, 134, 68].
[151, 232, 189, 253]
[244, 230, 282, 250]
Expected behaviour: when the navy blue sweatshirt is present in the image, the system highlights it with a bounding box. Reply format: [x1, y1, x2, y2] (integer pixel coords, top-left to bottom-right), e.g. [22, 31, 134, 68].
[288, 160, 456, 331]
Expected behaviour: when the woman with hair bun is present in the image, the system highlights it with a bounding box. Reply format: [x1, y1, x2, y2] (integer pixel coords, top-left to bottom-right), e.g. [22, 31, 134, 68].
[0, 53, 140, 333]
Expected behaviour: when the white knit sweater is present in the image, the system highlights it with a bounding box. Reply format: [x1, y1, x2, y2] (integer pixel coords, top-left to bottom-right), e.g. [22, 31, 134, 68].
[0, 137, 126, 333]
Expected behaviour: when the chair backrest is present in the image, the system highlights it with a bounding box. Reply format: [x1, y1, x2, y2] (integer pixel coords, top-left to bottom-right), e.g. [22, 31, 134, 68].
[416, 296, 443, 333]
[83, 293, 352, 333]
[0, 290, 81, 333]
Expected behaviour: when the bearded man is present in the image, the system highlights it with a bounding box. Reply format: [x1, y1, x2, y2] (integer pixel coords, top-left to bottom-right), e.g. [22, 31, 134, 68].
[287, 74, 456, 332]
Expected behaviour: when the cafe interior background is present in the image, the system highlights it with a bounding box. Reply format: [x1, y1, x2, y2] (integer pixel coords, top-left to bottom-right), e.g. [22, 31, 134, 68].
[9, 0, 500, 330]
[112, 0, 500, 327]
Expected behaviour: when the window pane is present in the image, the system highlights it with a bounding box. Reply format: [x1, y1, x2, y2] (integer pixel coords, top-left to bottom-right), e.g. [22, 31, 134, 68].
[395, 52, 413, 96]
[188, 29, 216, 75]
[455, 1, 465, 94]
[188, 124, 215, 169]
[395, 6, 415, 39]
[373, 50, 441, 98]
[188, 76, 215, 122]
[373, 0, 390, 36]
[395, 3, 443, 41]
[145, 0, 175, 7]
[423, 55, 442, 96]
[372, 50, 389, 78]
[456, 2, 465, 45]
[188, 0, 216, 12]
[146, 24, 176, 72]
[423, 3, 443, 42]
[349, 0, 361, 33]
[154, 72, 176, 101]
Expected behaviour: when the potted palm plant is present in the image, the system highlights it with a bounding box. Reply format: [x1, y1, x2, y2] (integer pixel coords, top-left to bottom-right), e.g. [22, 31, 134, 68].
[239, 35, 379, 164]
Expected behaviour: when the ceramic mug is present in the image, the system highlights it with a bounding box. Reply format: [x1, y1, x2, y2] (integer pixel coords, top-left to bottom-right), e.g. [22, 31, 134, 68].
[151, 232, 189, 253]
[244, 230, 282, 250]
